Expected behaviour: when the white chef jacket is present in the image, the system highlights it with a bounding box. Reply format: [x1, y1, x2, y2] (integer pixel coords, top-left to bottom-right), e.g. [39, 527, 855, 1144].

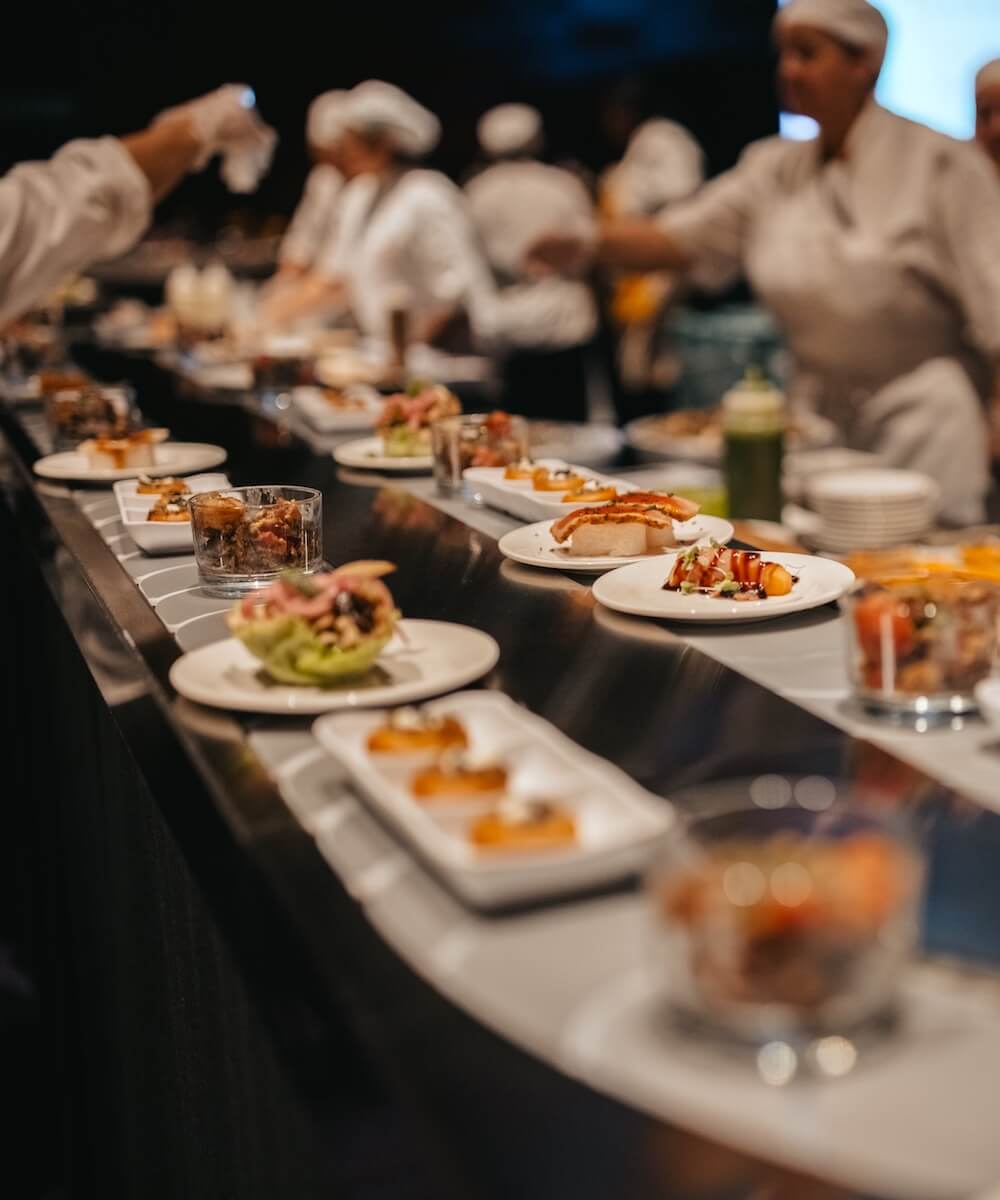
[278, 163, 343, 270]
[0, 137, 151, 326]
[603, 118, 704, 218]
[317, 169, 496, 345]
[464, 160, 596, 350]
[660, 101, 1000, 524]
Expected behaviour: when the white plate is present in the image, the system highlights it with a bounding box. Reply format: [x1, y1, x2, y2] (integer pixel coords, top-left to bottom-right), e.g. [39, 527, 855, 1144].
[293, 385, 381, 433]
[113, 472, 231, 555]
[465, 461, 642, 524]
[333, 436, 432, 473]
[312, 691, 673, 909]
[498, 515, 735, 574]
[626, 410, 837, 464]
[169, 619, 500, 714]
[34, 442, 227, 482]
[592, 552, 855, 623]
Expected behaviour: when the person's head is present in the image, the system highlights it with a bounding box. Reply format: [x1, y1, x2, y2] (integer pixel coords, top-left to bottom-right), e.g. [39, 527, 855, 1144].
[340, 81, 441, 177]
[774, 0, 888, 129]
[477, 104, 544, 160]
[975, 59, 1000, 172]
[306, 90, 349, 170]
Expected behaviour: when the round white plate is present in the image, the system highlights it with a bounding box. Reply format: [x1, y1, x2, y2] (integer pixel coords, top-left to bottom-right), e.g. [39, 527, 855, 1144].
[498, 515, 734, 574]
[592, 552, 855, 623]
[33, 442, 228, 482]
[168, 619, 500, 714]
[333, 436, 432, 473]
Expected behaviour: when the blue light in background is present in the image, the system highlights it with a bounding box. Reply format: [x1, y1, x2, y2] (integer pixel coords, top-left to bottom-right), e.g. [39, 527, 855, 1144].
[779, 0, 1000, 141]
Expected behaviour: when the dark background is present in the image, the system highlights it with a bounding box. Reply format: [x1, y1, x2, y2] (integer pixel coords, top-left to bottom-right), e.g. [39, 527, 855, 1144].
[1, 0, 779, 232]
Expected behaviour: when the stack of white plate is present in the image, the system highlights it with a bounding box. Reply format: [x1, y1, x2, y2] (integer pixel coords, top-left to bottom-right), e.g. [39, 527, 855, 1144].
[807, 469, 939, 551]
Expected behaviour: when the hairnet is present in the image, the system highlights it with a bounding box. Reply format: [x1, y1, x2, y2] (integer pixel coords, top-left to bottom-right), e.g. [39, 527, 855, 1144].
[477, 104, 543, 158]
[344, 81, 440, 157]
[306, 90, 348, 149]
[775, 0, 889, 65]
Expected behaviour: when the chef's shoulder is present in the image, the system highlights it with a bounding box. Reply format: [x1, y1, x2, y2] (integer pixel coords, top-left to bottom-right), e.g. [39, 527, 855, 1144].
[397, 168, 466, 213]
[302, 162, 343, 200]
[466, 161, 590, 212]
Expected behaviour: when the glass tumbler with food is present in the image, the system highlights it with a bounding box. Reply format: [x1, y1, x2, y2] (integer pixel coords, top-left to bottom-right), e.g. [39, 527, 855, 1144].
[44, 384, 134, 449]
[431, 411, 530, 497]
[844, 577, 999, 719]
[650, 797, 923, 1047]
[189, 485, 322, 597]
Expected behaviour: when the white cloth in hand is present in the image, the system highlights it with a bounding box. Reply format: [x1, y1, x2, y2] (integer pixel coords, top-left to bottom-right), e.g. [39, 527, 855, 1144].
[156, 84, 277, 193]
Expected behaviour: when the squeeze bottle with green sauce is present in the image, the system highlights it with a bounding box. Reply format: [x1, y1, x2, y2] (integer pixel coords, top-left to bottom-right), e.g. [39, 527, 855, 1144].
[722, 368, 785, 522]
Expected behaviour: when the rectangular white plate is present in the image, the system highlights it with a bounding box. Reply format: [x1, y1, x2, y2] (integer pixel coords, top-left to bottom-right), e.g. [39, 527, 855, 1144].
[312, 691, 673, 910]
[464, 461, 640, 524]
[113, 472, 230, 555]
[292, 385, 382, 433]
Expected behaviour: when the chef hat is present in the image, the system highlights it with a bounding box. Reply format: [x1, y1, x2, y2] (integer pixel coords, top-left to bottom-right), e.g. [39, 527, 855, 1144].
[976, 59, 1000, 95]
[306, 90, 349, 149]
[343, 80, 441, 157]
[477, 104, 543, 158]
[775, 0, 889, 64]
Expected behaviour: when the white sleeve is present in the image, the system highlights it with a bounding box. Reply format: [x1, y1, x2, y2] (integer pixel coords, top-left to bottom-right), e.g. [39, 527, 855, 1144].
[408, 188, 497, 340]
[279, 167, 341, 268]
[931, 143, 1000, 361]
[0, 136, 152, 325]
[657, 138, 778, 289]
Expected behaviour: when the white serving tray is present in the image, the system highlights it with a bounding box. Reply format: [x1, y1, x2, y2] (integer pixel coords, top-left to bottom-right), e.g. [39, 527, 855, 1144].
[312, 691, 673, 910]
[292, 384, 382, 433]
[113, 472, 230, 555]
[464, 460, 641, 524]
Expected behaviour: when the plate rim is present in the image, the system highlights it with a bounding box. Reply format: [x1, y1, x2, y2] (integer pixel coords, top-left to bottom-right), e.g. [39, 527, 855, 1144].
[591, 550, 856, 623]
[33, 441, 227, 481]
[332, 435, 433, 472]
[168, 618, 500, 713]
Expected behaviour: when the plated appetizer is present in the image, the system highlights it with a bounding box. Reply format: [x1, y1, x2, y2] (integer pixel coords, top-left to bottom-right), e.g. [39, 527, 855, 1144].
[411, 748, 507, 803]
[659, 829, 917, 1017]
[664, 544, 796, 599]
[80, 428, 168, 471]
[469, 798, 577, 853]
[561, 479, 618, 503]
[191, 492, 315, 576]
[47, 386, 130, 444]
[552, 492, 702, 558]
[850, 578, 996, 698]
[136, 475, 190, 496]
[532, 466, 586, 493]
[503, 458, 538, 481]
[367, 708, 468, 755]
[377, 382, 461, 458]
[147, 491, 190, 523]
[228, 562, 399, 685]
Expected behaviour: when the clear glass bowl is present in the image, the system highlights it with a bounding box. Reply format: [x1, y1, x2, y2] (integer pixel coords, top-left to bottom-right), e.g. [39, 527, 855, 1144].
[44, 384, 135, 450]
[842, 576, 999, 719]
[188, 485, 322, 597]
[648, 787, 923, 1045]
[431, 412, 529, 496]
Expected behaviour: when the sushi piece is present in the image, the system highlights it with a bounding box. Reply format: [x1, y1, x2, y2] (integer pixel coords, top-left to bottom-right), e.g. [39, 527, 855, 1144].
[503, 458, 538, 480]
[550, 493, 701, 558]
[561, 479, 618, 503]
[367, 708, 467, 755]
[532, 466, 587, 492]
[411, 748, 507, 803]
[80, 428, 168, 470]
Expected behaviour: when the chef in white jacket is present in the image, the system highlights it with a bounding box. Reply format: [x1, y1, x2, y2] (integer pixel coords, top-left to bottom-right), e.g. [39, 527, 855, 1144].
[0, 85, 275, 328]
[531, 0, 1000, 525]
[976, 59, 1000, 175]
[465, 104, 596, 419]
[262, 81, 495, 352]
[275, 90, 349, 276]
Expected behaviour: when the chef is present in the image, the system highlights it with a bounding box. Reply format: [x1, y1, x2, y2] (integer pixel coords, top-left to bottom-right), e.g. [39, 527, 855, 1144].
[0, 85, 275, 327]
[275, 90, 349, 278]
[531, 0, 1000, 525]
[976, 59, 1000, 176]
[464, 104, 596, 419]
[262, 80, 495, 351]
